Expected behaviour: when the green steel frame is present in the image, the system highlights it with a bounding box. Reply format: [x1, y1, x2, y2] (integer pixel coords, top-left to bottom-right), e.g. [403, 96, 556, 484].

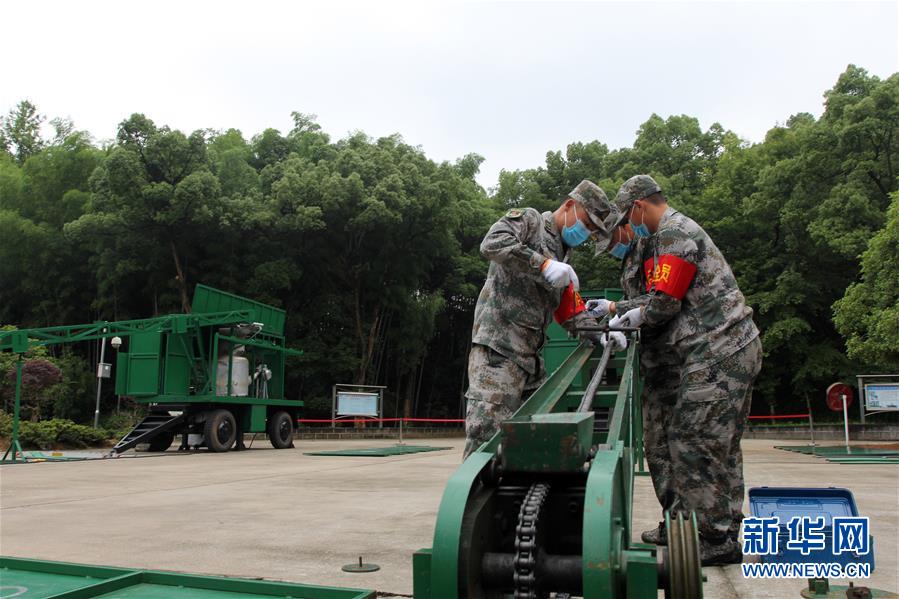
[0, 286, 303, 462]
[412, 335, 670, 598]
[0, 556, 375, 598]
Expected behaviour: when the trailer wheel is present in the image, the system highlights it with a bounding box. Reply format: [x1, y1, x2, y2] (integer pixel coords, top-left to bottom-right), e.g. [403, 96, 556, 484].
[268, 411, 294, 449]
[204, 409, 237, 452]
[147, 431, 175, 452]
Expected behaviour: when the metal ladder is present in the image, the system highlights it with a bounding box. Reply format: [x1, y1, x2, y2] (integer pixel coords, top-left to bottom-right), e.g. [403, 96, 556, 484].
[111, 407, 187, 455]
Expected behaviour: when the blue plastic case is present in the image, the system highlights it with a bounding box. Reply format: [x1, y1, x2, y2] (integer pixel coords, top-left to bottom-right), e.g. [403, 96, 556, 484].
[747, 487, 875, 568]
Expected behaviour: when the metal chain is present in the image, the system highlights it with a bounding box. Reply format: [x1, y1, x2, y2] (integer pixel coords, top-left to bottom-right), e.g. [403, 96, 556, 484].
[513, 481, 550, 599]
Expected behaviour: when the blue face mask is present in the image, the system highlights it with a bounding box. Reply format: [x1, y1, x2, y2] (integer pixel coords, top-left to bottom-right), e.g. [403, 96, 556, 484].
[561, 206, 592, 247]
[610, 241, 631, 260]
[630, 205, 651, 238]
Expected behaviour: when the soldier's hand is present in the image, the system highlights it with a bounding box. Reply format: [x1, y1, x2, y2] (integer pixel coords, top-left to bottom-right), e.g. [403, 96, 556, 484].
[618, 306, 645, 328]
[541, 259, 580, 290]
[585, 298, 611, 318]
[600, 331, 628, 351]
[578, 330, 604, 345]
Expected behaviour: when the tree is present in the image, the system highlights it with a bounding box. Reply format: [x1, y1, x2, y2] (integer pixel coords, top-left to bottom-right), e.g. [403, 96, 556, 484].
[4, 359, 62, 421]
[1, 100, 46, 165]
[2, 66, 897, 424]
[833, 191, 899, 369]
[66, 114, 228, 313]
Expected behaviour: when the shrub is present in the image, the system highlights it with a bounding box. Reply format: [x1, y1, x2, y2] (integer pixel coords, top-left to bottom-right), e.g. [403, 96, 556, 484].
[11, 418, 113, 450]
[0, 410, 11, 437]
[3, 359, 62, 421]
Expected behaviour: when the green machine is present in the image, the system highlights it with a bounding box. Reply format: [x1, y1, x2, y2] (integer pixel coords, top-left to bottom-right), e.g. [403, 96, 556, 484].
[0, 285, 302, 460]
[412, 309, 704, 598]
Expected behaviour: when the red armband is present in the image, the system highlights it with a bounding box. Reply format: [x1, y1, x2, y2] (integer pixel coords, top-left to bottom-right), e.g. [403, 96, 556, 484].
[554, 282, 586, 324]
[643, 254, 697, 300]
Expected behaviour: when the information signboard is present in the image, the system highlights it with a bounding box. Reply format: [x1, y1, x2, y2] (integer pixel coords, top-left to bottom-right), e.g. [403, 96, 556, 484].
[864, 383, 899, 411]
[336, 391, 380, 417]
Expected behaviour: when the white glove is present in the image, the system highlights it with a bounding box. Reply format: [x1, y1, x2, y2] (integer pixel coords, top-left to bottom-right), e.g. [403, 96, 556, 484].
[600, 331, 628, 351]
[541, 259, 580, 290]
[619, 306, 645, 328]
[585, 298, 611, 318]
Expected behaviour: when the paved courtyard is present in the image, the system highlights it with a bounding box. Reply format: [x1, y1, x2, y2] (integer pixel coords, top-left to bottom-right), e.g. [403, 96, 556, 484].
[1, 438, 897, 597]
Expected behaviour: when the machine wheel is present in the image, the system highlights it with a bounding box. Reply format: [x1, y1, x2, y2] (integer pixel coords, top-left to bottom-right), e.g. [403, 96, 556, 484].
[204, 409, 237, 452]
[268, 411, 294, 449]
[663, 511, 703, 599]
[147, 431, 175, 452]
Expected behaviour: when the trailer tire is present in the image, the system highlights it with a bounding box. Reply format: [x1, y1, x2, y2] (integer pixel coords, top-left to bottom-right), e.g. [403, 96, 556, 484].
[268, 411, 294, 449]
[147, 431, 175, 452]
[205, 409, 237, 452]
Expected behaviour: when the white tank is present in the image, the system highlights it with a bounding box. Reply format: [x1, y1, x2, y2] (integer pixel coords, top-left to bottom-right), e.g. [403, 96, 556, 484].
[216, 356, 251, 396]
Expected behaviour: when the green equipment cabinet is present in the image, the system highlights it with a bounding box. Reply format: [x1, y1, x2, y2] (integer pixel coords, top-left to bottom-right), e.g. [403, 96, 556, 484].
[0, 285, 303, 457]
[412, 289, 704, 598]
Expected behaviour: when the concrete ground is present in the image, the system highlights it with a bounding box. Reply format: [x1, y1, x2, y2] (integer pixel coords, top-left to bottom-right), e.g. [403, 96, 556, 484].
[1, 438, 897, 598]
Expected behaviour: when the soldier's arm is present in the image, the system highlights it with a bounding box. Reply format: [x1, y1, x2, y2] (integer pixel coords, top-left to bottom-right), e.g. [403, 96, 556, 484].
[613, 239, 650, 314]
[639, 230, 699, 328]
[613, 295, 650, 315]
[480, 209, 548, 279]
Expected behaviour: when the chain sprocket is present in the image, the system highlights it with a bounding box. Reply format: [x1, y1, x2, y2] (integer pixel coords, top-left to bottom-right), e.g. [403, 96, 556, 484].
[513, 481, 551, 599]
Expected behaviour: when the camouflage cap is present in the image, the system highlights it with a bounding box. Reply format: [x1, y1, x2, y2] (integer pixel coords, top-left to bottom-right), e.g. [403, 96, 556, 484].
[593, 208, 622, 255]
[567, 179, 618, 253]
[614, 175, 662, 225]
[568, 180, 611, 228]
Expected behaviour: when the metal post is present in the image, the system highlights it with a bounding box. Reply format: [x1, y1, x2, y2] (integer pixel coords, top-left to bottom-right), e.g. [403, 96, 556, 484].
[856, 375, 865, 424]
[226, 334, 234, 397]
[398, 416, 404, 446]
[93, 333, 107, 428]
[806, 398, 816, 447]
[1, 356, 26, 463]
[841, 394, 850, 451]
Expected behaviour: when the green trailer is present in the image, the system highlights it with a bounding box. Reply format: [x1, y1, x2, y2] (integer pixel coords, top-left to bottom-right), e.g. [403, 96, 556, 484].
[1, 285, 303, 460]
[0, 557, 373, 598]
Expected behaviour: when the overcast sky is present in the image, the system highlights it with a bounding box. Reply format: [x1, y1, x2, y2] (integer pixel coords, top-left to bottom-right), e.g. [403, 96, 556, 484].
[4, 0, 897, 189]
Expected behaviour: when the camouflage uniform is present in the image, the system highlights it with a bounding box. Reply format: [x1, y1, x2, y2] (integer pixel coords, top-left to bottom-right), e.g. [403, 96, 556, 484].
[614, 238, 680, 511]
[615, 176, 761, 542]
[464, 181, 613, 458]
[669, 335, 762, 538]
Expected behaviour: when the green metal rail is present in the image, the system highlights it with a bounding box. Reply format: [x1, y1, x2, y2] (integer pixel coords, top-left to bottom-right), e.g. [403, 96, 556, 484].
[0, 556, 374, 598]
[0, 311, 256, 353]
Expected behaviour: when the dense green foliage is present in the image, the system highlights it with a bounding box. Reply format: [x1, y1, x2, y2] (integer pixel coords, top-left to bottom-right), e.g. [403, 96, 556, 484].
[496, 66, 898, 414]
[0, 412, 113, 449]
[833, 191, 899, 367]
[1, 64, 896, 423]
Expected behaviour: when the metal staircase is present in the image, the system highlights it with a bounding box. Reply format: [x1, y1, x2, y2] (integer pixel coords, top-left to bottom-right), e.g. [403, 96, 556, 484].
[111, 407, 187, 454]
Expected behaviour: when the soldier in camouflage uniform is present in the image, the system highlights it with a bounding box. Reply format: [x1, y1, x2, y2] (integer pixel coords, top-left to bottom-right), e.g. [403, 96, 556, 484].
[590, 228, 682, 517]
[609, 175, 762, 566]
[463, 180, 615, 459]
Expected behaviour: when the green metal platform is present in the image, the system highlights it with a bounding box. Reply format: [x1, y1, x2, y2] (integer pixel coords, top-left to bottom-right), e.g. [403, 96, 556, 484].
[0, 557, 374, 598]
[304, 445, 451, 457]
[775, 445, 899, 456]
[775, 445, 899, 465]
[823, 456, 899, 464]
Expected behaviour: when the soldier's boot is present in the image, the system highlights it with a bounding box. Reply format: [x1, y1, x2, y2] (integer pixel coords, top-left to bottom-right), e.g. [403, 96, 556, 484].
[699, 535, 742, 567]
[641, 521, 667, 545]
